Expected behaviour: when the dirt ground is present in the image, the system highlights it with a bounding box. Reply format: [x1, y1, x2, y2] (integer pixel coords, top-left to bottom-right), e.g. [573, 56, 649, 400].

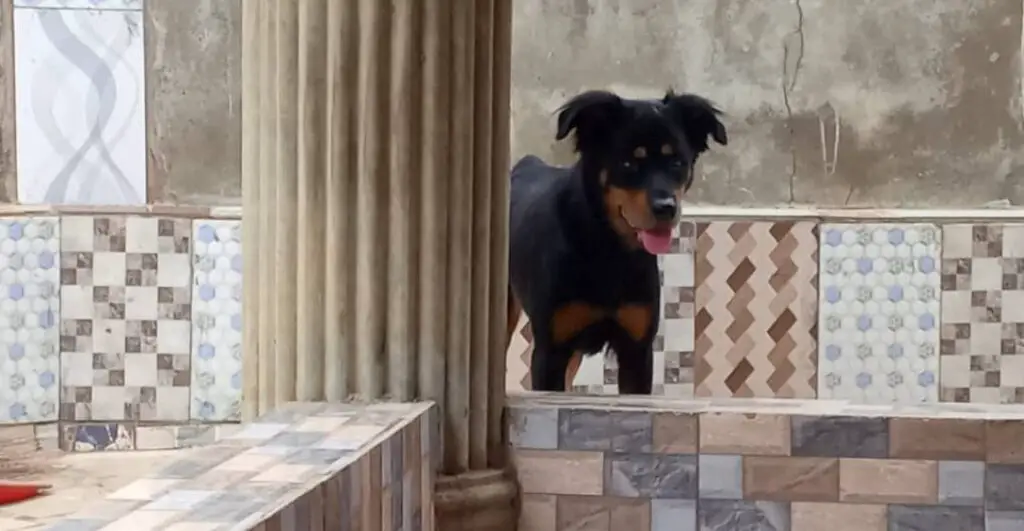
[0, 448, 197, 530]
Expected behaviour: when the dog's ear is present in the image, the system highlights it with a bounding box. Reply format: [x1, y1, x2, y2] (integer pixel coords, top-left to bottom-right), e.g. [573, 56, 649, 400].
[662, 91, 728, 154]
[555, 90, 626, 152]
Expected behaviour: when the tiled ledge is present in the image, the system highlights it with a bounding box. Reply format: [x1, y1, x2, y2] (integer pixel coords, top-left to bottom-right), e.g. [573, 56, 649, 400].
[0, 204, 242, 219]
[679, 205, 1024, 221]
[46, 401, 437, 531]
[509, 392, 1024, 530]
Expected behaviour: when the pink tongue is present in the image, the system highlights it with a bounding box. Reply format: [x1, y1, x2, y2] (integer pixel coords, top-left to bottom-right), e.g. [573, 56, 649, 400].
[639, 228, 672, 254]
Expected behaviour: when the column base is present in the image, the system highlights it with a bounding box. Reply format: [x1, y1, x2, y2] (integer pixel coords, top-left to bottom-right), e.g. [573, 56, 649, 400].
[434, 469, 519, 531]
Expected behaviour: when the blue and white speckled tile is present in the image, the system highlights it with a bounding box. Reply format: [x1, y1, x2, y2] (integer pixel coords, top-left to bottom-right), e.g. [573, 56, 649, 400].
[190, 220, 242, 421]
[818, 223, 941, 404]
[0, 217, 60, 423]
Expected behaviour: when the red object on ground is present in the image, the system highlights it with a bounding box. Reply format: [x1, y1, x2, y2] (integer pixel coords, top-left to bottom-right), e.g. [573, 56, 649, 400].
[0, 482, 49, 505]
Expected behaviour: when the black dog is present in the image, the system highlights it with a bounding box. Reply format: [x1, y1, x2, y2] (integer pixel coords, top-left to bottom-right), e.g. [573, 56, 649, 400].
[506, 89, 727, 394]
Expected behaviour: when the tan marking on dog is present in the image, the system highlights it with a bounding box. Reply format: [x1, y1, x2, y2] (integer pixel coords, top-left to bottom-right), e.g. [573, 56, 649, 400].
[551, 303, 605, 345]
[565, 351, 583, 390]
[661, 144, 674, 155]
[633, 146, 647, 159]
[604, 185, 651, 248]
[616, 304, 653, 342]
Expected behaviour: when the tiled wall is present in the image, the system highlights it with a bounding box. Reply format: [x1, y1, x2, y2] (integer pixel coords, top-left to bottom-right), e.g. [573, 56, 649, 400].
[505, 217, 1024, 406]
[0, 214, 242, 450]
[508, 393, 1024, 531]
[48, 401, 437, 530]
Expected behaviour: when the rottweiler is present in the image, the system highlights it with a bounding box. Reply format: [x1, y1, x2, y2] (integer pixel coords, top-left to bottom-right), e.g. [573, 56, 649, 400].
[506, 89, 728, 394]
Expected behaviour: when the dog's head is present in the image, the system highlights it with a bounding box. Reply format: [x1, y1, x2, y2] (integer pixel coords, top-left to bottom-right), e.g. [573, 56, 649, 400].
[555, 90, 727, 254]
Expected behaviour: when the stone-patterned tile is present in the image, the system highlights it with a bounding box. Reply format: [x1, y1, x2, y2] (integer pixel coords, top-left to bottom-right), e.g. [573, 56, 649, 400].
[742, 456, 839, 502]
[819, 223, 941, 404]
[790, 416, 888, 458]
[507, 406, 558, 450]
[938, 461, 984, 506]
[59, 216, 193, 422]
[513, 450, 604, 496]
[699, 412, 791, 456]
[605, 453, 696, 499]
[60, 423, 134, 451]
[557, 408, 652, 452]
[651, 499, 695, 531]
[989, 511, 1024, 531]
[987, 420, 1024, 464]
[839, 458, 937, 504]
[941, 224, 1024, 404]
[698, 454, 742, 499]
[556, 496, 650, 530]
[697, 500, 790, 530]
[652, 412, 697, 454]
[791, 502, 886, 531]
[887, 506, 984, 531]
[987, 464, 1024, 511]
[889, 418, 985, 460]
[520, 494, 556, 531]
[190, 219, 242, 421]
[0, 217, 60, 423]
[694, 221, 818, 398]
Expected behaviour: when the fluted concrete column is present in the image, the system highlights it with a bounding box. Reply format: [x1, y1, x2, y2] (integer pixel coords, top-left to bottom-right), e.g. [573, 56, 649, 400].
[242, 0, 515, 528]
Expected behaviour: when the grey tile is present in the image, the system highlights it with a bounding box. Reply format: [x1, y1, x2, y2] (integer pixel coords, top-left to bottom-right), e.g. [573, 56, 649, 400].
[987, 464, 1024, 511]
[508, 407, 558, 449]
[888, 505, 984, 531]
[265, 431, 328, 447]
[699, 455, 742, 499]
[652, 499, 696, 531]
[181, 493, 267, 522]
[154, 458, 217, 479]
[606, 453, 696, 498]
[558, 408, 652, 452]
[144, 489, 218, 511]
[43, 521, 108, 531]
[938, 461, 983, 506]
[697, 500, 789, 531]
[988, 511, 1024, 531]
[790, 415, 887, 458]
[284, 448, 351, 466]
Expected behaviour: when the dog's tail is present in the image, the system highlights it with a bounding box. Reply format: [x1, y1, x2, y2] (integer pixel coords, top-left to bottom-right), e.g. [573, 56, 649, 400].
[505, 284, 521, 350]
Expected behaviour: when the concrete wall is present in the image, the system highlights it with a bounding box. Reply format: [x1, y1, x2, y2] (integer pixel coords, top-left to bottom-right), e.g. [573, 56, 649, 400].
[37, 0, 1021, 207]
[512, 0, 1024, 206]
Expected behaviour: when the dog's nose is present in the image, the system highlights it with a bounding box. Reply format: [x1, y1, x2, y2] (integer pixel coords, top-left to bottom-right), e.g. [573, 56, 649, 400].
[651, 194, 678, 221]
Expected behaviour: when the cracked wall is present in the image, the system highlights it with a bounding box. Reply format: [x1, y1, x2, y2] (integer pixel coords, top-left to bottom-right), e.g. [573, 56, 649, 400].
[513, 0, 1024, 206]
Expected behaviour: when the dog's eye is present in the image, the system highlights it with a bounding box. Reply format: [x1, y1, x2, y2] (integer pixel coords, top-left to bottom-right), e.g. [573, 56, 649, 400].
[670, 159, 684, 168]
[622, 161, 635, 170]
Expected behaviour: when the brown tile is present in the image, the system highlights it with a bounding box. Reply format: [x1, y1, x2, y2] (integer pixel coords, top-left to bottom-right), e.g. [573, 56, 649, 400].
[987, 420, 1024, 463]
[839, 458, 937, 504]
[791, 502, 886, 531]
[742, 456, 839, 502]
[555, 496, 650, 531]
[361, 451, 383, 530]
[513, 450, 603, 495]
[520, 494, 556, 531]
[652, 412, 697, 454]
[889, 418, 985, 460]
[699, 413, 790, 455]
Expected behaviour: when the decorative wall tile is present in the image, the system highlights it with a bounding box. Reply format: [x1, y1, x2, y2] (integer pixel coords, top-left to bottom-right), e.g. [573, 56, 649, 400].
[0, 217, 60, 423]
[190, 220, 242, 421]
[61, 422, 134, 451]
[818, 223, 941, 404]
[504, 222, 696, 396]
[940, 224, 1024, 404]
[59, 216, 192, 422]
[694, 221, 818, 398]
[13, 1, 146, 204]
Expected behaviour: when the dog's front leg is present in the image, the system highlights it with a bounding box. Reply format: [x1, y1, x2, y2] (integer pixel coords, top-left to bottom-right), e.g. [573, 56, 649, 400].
[530, 339, 575, 392]
[613, 339, 654, 395]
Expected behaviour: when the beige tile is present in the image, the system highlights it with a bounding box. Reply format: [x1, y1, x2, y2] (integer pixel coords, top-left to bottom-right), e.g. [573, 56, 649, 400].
[293, 416, 352, 432]
[839, 459, 937, 504]
[134, 426, 178, 450]
[556, 496, 650, 531]
[987, 420, 1024, 463]
[700, 413, 790, 455]
[251, 463, 316, 483]
[100, 510, 178, 530]
[212, 450, 282, 472]
[652, 413, 697, 453]
[162, 525, 224, 531]
[520, 494, 557, 531]
[889, 418, 985, 460]
[792, 502, 886, 531]
[743, 457, 839, 502]
[513, 450, 604, 495]
[107, 478, 179, 501]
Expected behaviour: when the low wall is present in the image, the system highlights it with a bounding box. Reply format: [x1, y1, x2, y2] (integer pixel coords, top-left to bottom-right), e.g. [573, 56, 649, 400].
[46, 401, 437, 530]
[508, 392, 1024, 531]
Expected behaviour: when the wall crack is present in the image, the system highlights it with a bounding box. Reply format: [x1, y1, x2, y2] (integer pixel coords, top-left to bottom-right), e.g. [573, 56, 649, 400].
[781, 0, 805, 203]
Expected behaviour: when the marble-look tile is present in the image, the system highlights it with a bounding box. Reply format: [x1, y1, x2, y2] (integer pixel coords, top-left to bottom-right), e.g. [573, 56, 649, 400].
[940, 224, 1024, 404]
[513, 450, 604, 496]
[651, 412, 697, 453]
[742, 456, 839, 502]
[789, 416, 888, 458]
[818, 223, 941, 404]
[938, 461, 984, 506]
[190, 220, 242, 421]
[605, 453, 696, 498]
[658, 221, 696, 397]
[887, 505, 984, 531]
[695, 221, 818, 398]
[987, 464, 1024, 511]
[61, 423, 134, 451]
[698, 454, 742, 499]
[508, 407, 558, 450]
[698, 500, 790, 531]
[13, 2, 146, 204]
[59, 216, 192, 422]
[989, 511, 1024, 531]
[791, 502, 886, 531]
[699, 413, 791, 455]
[556, 496, 650, 530]
[651, 499, 695, 531]
[557, 408, 651, 452]
[0, 217, 60, 423]
[521, 495, 556, 531]
[839, 459, 937, 504]
[889, 418, 985, 460]
[987, 421, 1024, 464]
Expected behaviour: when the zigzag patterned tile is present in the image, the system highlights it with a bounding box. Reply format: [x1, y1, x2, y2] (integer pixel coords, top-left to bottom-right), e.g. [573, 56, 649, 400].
[694, 221, 818, 398]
